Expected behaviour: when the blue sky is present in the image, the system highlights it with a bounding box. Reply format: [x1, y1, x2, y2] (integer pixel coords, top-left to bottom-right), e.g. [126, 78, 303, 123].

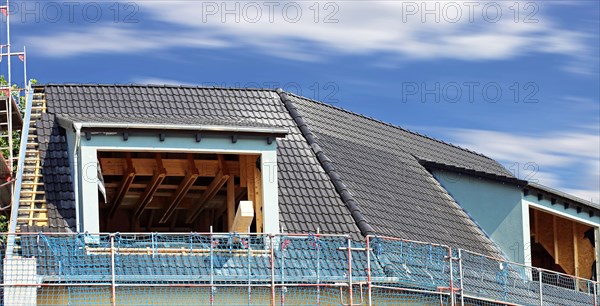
[3, 0, 599, 202]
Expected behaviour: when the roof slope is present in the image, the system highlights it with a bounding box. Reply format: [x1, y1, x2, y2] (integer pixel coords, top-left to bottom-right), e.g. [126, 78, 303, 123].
[36, 84, 361, 237]
[30, 84, 515, 256]
[286, 93, 505, 255]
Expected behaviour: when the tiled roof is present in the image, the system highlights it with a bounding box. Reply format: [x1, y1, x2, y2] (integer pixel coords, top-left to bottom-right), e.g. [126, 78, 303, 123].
[28, 84, 516, 255]
[36, 84, 361, 239]
[287, 93, 503, 255]
[37, 113, 76, 231]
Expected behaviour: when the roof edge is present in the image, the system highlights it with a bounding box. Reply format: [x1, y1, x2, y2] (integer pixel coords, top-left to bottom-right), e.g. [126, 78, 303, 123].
[33, 83, 278, 93]
[527, 182, 600, 212]
[284, 92, 501, 163]
[277, 89, 374, 237]
[55, 115, 289, 136]
[420, 159, 527, 187]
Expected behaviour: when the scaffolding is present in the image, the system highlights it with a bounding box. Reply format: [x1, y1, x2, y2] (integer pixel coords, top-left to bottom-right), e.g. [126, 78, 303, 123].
[0, 0, 29, 211]
[0, 232, 597, 306]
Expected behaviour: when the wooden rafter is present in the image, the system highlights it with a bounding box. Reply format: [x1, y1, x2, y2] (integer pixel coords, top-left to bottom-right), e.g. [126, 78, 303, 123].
[108, 154, 136, 218]
[186, 171, 230, 224]
[133, 154, 167, 220]
[159, 155, 200, 224]
[100, 158, 239, 176]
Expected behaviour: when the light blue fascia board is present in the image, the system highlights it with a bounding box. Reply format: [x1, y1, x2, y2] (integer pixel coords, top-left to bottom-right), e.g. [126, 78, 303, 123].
[82, 134, 276, 153]
[522, 196, 600, 226]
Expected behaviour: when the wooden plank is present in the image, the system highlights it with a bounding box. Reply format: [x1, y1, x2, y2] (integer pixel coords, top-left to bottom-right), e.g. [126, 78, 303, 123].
[186, 172, 230, 223]
[108, 155, 136, 218]
[99, 158, 239, 176]
[218, 154, 227, 174]
[231, 201, 254, 233]
[239, 155, 247, 188]
[246, 156, 255, 204]
[553, 215, 559, 264]
[227, 175, 235, 231]
[159, 156, 200, 224]
[254, 159, 263, 233]
[533, 209, 539, 243]
[575, 223, 595, 280]
[573, 222, 579, 277]
[555, 216, 575, 275]
[133, 155, 167, 220]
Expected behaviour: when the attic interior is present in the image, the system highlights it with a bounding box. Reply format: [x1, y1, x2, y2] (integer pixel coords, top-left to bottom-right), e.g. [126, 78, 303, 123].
[97, 151, 263, 233]
[530, 208, 596, 281]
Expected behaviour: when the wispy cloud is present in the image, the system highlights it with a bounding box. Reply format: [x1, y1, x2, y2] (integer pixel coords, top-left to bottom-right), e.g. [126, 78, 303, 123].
[21, 1, 593, 69]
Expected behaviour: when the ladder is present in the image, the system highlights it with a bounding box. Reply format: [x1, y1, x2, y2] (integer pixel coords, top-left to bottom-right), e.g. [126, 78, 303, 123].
[0, 94, 20, 177]
[15, 88, 47, 228]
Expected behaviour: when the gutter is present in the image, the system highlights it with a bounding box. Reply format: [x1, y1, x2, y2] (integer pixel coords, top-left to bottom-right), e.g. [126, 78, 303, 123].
[55, 116, 289, 136]
[73, 123, 82, 232]
[277, 89, 374, 237]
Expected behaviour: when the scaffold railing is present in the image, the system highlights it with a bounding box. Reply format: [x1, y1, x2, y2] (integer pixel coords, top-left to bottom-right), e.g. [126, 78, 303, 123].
[0, 232, 597, 306]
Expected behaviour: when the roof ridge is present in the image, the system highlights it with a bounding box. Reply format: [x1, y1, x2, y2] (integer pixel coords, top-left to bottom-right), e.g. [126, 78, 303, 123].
[284, 91, 495, 161]
[36, 83, 278, 92]
[277, 89, 374, 237]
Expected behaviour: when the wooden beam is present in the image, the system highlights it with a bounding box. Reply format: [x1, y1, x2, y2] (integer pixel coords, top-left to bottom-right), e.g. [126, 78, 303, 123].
[99, 158, 239, 176]
[246, 156, 255, 204]
[553, 215, 559, 264]
[186, 171, 230, 223]
[573, 222, 579, 277]
[231, 201, 254, 233]
[227, 175, 235, 231]
[108, 155, 136, 218]
[533, 209, 539, 243]
[254, 158, 263, 233]
[239, 155, 247, 188]
[159, 155, 200, 224]
[133, 154, 167, 220]
[218, 154, 227, 174]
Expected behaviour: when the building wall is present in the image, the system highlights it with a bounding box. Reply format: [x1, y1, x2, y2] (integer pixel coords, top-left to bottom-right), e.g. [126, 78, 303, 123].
[432, 170, 526, 264]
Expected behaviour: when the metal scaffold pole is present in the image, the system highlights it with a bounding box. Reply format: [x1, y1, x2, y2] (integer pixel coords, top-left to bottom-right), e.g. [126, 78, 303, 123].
[1, 0, 30, 237]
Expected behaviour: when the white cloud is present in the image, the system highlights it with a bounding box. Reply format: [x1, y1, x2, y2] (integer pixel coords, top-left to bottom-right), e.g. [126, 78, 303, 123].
[445, 128, 600, 203]
[22, 1, 591, 66]
[26, 25, 230, 57]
